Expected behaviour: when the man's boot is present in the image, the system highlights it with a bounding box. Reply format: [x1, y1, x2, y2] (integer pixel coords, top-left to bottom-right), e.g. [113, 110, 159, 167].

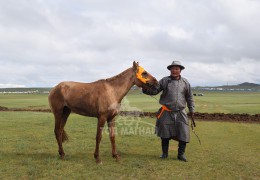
[177, 141, 187, 162]
[160, 138, 169, 159]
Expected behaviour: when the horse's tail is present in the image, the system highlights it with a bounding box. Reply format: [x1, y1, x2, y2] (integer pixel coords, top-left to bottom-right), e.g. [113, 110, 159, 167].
[62, 130, 69, 142]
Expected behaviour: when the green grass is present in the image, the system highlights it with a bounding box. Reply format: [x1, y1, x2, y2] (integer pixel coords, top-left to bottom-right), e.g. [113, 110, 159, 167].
[0, 94, 49, 109]
[193, 91, 260, 114]
[0, 91, 259, 178]
[0, 111, 259, 179]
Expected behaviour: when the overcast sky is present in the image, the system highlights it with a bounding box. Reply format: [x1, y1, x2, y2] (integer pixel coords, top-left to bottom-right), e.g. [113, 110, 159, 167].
[0, 0, 259, 88]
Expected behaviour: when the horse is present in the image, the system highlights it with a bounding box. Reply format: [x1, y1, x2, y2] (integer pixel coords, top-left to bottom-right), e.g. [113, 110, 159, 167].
[48, 61, 158, 164]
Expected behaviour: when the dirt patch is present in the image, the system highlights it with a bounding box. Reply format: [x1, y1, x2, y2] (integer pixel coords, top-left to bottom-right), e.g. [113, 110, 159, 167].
[0, 106, 8, 111]
[0, 106, 51, 112]
[192, 112, 260, 123]
[0, 106, 259, 123]
[119, 111, 260, 123]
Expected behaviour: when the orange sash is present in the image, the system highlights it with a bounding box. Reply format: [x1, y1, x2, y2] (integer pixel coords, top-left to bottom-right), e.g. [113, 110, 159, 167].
[156, 105, 172, 119]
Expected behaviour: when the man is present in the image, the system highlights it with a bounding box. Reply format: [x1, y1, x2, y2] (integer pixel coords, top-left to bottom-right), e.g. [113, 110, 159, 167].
[142, 61, 195, 162]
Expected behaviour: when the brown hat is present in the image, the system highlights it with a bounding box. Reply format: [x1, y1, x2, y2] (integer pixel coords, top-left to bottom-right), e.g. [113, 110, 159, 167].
[167, 61, 185, 70]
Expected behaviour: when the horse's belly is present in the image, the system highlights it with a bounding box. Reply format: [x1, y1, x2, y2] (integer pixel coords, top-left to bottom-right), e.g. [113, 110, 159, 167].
[70, 106, 98, 117]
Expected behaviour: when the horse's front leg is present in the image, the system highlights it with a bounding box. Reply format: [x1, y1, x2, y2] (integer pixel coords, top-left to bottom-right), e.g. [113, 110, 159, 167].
[94, 117, 106, 164]
[108, 119, 120, 161]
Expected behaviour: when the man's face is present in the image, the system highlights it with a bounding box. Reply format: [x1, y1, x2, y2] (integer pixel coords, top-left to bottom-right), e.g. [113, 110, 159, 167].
[170, 66, 181, 78]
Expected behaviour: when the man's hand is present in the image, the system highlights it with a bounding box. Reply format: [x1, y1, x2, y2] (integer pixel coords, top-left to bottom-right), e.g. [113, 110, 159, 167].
[191, 112, 195, 119]
[188, 112, 195, 119]
[188, 112, 196, 127]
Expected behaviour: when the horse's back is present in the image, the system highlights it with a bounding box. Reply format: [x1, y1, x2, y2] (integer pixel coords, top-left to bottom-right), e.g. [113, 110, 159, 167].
[49, 81, 95, 97]
[48, 81, 109, 117]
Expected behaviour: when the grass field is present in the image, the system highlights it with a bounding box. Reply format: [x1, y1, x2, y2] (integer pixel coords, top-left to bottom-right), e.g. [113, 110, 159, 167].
[0, 112, 259, 179]
[0, 91, 260, 179]
[192, 91, 260, 114]
[0, 94, 48, 109]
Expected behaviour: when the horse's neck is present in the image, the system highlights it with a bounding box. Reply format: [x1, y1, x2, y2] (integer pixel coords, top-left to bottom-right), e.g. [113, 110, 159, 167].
[107, 68, 135, 102]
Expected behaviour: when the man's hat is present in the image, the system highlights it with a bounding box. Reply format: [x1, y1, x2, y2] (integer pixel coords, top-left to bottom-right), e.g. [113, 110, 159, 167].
[167, 61, 185, 70]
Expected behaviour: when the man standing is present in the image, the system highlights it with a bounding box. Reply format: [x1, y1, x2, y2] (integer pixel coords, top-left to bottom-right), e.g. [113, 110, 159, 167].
[142, 61, 195, 162]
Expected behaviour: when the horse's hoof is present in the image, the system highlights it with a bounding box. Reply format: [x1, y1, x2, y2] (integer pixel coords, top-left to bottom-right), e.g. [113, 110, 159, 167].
[113, 154, 120, 161]
[59, 150, 65, 159]
[96, 159, 102, 165]
[60, 155, 65, 160]
[59, 152, 65, 160]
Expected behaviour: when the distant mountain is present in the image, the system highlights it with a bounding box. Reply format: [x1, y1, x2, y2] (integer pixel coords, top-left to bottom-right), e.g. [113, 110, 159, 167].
[238, 82, 260, 86]
[219, 82, 260, 89]
[193, 82, 260, 91]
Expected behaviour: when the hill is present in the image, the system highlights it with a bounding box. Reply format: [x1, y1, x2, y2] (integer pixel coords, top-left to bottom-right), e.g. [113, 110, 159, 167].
[193, 82, 260, 92]
[238, 82, 259, 86]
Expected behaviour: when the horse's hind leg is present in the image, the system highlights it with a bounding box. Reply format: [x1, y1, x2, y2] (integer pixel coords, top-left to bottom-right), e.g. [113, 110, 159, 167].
[54, 106, 71, 159]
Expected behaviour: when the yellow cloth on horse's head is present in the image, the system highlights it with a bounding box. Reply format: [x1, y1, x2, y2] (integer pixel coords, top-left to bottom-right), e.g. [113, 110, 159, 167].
[136, 66, 149, 83]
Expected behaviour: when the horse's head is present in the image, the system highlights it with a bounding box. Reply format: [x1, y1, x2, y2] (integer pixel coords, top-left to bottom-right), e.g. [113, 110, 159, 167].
[132, 61, 158, 88]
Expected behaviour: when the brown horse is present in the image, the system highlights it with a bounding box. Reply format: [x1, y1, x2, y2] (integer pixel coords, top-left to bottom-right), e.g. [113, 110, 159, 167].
[48, 61, 158, 164]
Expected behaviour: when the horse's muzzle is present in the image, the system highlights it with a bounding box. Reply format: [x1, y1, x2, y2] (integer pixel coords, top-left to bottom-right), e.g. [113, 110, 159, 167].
[146, 78, 158, 87]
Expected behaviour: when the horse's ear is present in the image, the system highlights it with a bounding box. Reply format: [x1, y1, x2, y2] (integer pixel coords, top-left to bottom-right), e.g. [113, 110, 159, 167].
[133, 61, 139, 72]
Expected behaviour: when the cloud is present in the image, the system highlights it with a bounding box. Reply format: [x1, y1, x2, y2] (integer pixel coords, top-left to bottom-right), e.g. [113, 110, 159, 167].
[186, 58, 260, 86]
[0, 83, 26, 88]
[0, 0, 259, 87]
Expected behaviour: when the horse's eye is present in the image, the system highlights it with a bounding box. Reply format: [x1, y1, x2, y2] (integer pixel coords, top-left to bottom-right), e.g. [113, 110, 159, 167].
[142, 72, 148, 78]
[142, 72, 148, 75]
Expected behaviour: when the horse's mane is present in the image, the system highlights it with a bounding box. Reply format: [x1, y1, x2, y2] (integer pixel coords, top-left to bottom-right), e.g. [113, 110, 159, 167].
[103, 68, 133, 82]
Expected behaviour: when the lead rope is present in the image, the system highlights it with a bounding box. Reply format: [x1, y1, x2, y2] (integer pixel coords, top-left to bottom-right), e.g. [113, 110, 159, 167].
[149, 95, 159, 101]
[190, 117, 202, 145]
